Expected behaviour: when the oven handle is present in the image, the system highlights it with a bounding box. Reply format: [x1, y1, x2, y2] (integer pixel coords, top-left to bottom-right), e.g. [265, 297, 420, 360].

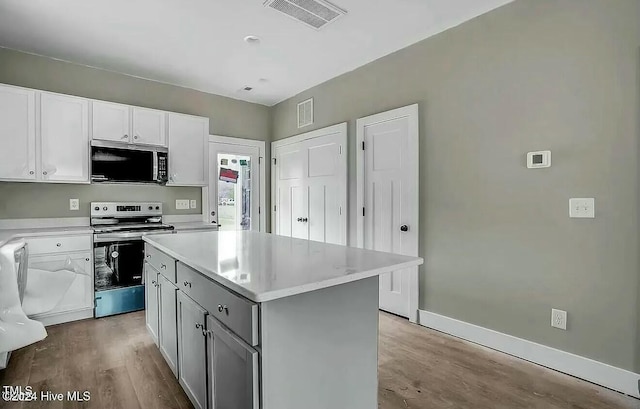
[94, 230, 174, 243]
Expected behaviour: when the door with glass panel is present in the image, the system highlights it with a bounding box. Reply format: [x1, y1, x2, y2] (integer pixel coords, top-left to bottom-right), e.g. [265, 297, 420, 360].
[208, 143, 260, 231]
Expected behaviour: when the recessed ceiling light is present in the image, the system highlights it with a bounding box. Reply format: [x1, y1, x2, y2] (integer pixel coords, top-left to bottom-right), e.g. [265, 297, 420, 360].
[244, 35, 261, 44]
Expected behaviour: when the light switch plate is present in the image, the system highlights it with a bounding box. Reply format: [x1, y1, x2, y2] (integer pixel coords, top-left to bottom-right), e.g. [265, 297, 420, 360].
[569, 198, 595, 218]
[190, 200, 197, 209]
[176, 199, 190, 210]
[69, 199, 79, 211]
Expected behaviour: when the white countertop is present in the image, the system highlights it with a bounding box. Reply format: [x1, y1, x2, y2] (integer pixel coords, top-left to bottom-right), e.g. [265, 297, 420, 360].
[143, 231, 424, 302]
[170, 222, 219, 231]
[0, 226, 93, 248]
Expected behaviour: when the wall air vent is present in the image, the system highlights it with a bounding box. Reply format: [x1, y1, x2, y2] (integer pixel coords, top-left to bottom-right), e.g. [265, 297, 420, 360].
[297, 98, 313, 128]
[264, 0, 347, 30]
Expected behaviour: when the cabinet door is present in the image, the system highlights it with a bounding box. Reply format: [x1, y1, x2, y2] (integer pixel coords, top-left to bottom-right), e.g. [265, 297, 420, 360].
[177, 291, 207, 409]
[40, 92, 90, 183]
[92, 100, 131, 143]
[207, 315, 259, 409]
[132, 107, 166, 146]
[27, 252, 93, 317]
[167, 113, 208, 186]
[158, 274, 178, 377]
[145, 263, 160, 345]
[0, 85, 36, 180]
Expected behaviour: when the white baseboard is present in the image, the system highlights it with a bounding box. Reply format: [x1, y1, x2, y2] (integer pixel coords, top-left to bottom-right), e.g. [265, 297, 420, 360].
[418, 310, 640, 399]
[32, 308, 94, 327]
[0, 217, 90, 230]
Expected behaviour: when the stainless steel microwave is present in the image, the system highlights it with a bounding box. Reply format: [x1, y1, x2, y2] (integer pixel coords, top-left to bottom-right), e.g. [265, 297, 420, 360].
[90, 141, 168, 184]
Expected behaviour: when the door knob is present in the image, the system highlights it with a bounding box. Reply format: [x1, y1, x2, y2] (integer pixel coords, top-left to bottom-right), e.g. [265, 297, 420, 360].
[400, 225, 409, 232]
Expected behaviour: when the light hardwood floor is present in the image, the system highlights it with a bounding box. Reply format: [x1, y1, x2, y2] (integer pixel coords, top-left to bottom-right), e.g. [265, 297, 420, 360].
[1, 311, 638, 408]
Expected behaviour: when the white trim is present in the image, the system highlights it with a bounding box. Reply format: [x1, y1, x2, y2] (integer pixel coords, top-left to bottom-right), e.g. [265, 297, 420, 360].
[418, 310, 640, 399]
[0, 217, 90, 230]
[271, 122, 347, 149]
[33, 308, 94, 327]
[206, 135, 267, 232]
[271, 123, 348, 244]
[163, 214, 204, 224]
[356, 104, 420, 323]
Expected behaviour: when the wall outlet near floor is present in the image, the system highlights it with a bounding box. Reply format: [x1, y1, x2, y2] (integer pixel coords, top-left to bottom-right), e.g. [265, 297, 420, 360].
[569, 198, 595, 218]
[176, 199, 190, 210]
[69, 199, 79, 211]
[551, 309, 567, 330]
[190, 199, 197, 209]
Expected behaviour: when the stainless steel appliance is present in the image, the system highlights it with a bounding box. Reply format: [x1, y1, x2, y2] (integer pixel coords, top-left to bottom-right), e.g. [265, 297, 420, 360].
[90, 141, 168, 184]
[92, 202, 174, 317]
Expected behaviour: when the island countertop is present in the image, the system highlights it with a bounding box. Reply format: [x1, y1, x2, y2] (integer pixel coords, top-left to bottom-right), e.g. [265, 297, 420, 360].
[142, 230, 423, 302]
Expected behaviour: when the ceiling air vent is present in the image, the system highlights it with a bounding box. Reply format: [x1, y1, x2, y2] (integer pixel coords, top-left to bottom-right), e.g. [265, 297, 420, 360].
[264, 0, 347, 30]
[297, 98, 313, 128]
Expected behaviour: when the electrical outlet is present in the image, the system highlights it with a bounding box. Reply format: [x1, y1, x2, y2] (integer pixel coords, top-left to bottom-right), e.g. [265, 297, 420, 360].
[569, 198, 595, 218]
[176, 199, 190, 210]
[69, 199, 79, 211]
[551, 309, 567, 330]
[190, 199, 197, 209]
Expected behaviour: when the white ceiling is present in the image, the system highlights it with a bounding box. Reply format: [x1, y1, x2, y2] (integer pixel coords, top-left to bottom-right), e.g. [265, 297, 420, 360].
[0, 0, 513, 106]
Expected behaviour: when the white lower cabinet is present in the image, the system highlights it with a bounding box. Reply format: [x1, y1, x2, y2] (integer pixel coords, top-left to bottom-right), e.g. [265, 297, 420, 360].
[206, 315, 260, 409]
[177, 291, 208, 409]
[158, 274, 178, 377]
[145, 264, 160, 345]
[23, 234, 93, 326]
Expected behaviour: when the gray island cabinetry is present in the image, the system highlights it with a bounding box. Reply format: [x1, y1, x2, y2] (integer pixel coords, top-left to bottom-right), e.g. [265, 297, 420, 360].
[142, 230, 423, 409]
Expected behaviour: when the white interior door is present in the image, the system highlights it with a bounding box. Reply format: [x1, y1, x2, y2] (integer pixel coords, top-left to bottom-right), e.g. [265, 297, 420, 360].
[209, 142, 260, 231]
[357, 105, 419, 321]
[272, 123, 347, 245]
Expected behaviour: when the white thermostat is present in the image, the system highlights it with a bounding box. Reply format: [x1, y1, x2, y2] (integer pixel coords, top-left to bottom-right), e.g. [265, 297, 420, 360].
[527, 150, 551, 168]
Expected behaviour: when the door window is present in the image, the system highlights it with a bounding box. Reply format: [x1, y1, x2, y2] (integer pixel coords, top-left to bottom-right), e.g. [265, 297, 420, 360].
[217, 154, 252, 231]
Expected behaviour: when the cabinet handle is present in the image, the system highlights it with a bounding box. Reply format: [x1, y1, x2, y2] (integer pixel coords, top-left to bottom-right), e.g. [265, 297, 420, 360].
[183, 281, 192, 288]
[56, 243, 62, 247]
[43, 171, 48, 176]
[302, 217, 308, 223]
[195, 323, 203, 330]
[160, 263, 166, 269]
[29, 171, 34, 175]
[85, 258, 90, 261]
[217, 304, 229, 315]
[151, 280, 156, 285]
[297, 217, 303, 222]
[122, 134, 129, 140]
[134, 135, 139, 140]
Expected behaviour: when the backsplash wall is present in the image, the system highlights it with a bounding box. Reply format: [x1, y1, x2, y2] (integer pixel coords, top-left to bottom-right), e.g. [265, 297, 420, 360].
[0, 182, 202, 219]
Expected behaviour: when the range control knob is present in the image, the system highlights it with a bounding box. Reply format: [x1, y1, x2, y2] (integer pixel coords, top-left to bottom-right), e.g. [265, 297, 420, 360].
[103, 206, 108, 211]
[94, 206, 99, 211]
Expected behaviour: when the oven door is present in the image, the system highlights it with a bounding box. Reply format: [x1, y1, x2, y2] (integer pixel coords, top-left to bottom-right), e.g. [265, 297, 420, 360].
[94, 236, 144, 290]
[94, 235, 145, 317]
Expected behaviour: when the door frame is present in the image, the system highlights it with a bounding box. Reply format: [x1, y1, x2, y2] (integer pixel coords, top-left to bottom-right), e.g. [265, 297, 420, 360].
[203, 135, 267, 232]
[271, 122, 348, 243]
[356, 104, 420, 322]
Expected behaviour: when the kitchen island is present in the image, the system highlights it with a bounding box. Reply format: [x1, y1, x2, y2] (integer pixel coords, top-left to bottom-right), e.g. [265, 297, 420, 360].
[142, 230, 423, 409]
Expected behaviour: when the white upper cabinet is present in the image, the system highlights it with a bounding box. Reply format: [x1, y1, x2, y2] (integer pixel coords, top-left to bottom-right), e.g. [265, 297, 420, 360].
[0, 84, 36, 181]
[132, 107, 166, 146]
[92, 100, 131, 143]
[40, 92, 90, 183]
[167, 113, 208, 186]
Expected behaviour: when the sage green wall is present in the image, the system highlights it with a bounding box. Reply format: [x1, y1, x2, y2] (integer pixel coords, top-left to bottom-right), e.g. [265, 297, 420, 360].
[272, 0, 640, 372]
[0, 47, 271, 220]
[0, 183, 201, 218]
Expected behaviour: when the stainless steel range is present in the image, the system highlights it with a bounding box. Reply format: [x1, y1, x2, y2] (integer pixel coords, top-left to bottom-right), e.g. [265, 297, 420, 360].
[91, 202, 174, 317]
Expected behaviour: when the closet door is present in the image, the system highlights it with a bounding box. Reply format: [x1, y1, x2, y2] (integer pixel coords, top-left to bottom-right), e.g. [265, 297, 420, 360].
[40, 92, 90, 183]
[272, 124, 347, 245]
